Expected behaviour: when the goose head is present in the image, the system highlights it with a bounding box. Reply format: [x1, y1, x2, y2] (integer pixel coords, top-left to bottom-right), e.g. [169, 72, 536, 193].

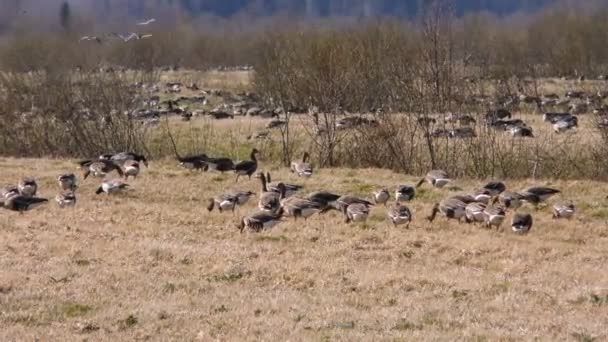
[427, 203, 440, 222]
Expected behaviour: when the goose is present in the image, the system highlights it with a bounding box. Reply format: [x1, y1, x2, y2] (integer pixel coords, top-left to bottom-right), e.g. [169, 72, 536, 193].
[264, 172, 303, 198]
[510, 125, 534, 138]
[552, 203, 575, 219]
[55, 191, 77, 208]
[291, 152, 313, 178]
[18, 177, 37, 197]
[511, 213, 533, 234]
[387, 202, 412, 227]
[0, 193, 48, 213]
[58, 173, 77, 191]
[465, 202, 487, 223]
[79, 36, 102, 43]
[207, 194, 238, 213]
[84, 160, 124, 179]
[553, 117, 578, 133]
[395, 185, 416, 202]
[372, 188, 390, 206]
[281, 196, 324, 220]
[257, 174, 282, 212]
[482, 205, 506, 229]
[95, 179, 129, 195]
[177, 154, 208, 170]
[306, 191, 341, 212]
[520, 187, 560, 206]
[239, 207, 285, 233]
[417, 170, 451, 188]
[482, 181, 506, 196]
[231, 191, 256, 206]
[427, 198, 467, 222]
[494, 191, 524, 209]
[111, 152, 149, 167]
[470, 189, 493, 204]
[1, 185, 19, 199]
[342, 203, 370, 223]
[448, 194, 477, 204]
[205, 155, 235, 173]
[335, 195, 373, 212]
[123, 160, 140, 179]
[137, 18, 156, 25]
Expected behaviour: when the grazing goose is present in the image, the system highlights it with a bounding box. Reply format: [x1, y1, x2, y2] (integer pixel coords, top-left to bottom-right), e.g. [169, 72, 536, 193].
[483, 205, 507, 229]
[395, 185, 416, 202]
[471, 189, 493, 204]
[177, 154, 208, 170]
[291, 152, 313, 177]
[482, 181, 506, 196]
[231, 191, 256, 206]
[509, 125, 534, 138]
[342, 203, 370, 223]
[111, 152, 149, 167]
[0, 193, 48, 213]
[511, 213, 533, 234]
[58, 173, 77, 191]
[265, 172, 303, 198]
[281, 196, 324, 220]
[55, 191, 77, 208]
[553, 203, 575, 219]
[387, 202, 412, 227]
[427, 198, 467, 222]
[372, 188, 390, 206]
[235, 148, 260, 182]
[123, 160, 140, 179]
[553, 117, 578, 133]
[449, 194, 477, 204]
[257, 174, 282, 212]
[95, 179, 129, 195]
[520, 187, 560, 206]
[239, 207, 285, 233]
[17, 178, 37, 197]
[335, 195, 374, 212]
[417, 170, 451, 188]
[306, 191, 341, 212]
[494, 191, 524, 209]
[84, 160, 124, 179]
[207, 194, 238, 213]
[205, 156, 235, 173]
[465, 202, 487, 223]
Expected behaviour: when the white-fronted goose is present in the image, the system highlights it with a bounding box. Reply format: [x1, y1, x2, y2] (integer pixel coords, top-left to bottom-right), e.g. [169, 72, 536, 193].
[55, 191, 77, 208]
[511, 213, 533, 234]
[205, 156, 235, 173]
[482, 181, 506, 196]
[235, 148, 260, 182]
[520, 187, 560, 206]
[372, 188, 390, 206]
[1, 193, 48, 213]
[417, 170, 451, 188]
[306, 191, 341, 212]
[343, 203, 370, 223]
[553, 203, 575, 219]
[18, 177, 37, 197]
[111, 152, 149, 167]
[494, 191, 524, 209]
[281, 196, 323, 220]
[483, 205, 506, 229]
[123, 160, 140, 179]
[470, 189, 492, 204]
[239, 208, 285, 233]
[335, 195, 374, 212]
[231, 191, 256, 206]
[387, 202, 412, 227]
[84, 160, 124, 179]
[291, 152, 313, 178]
[58, 173, 77, 191]
[395, 185, 416, 202]
[465, 202, 487, 223]
[257, 174, 282, 212]
[207, 194, 238, 213]
[427, 198, 467, 222]
[265, 172, 303, 198]
[95, 179, 129, 195]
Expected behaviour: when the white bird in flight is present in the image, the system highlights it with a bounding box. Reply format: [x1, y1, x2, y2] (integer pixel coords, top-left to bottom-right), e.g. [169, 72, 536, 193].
[137, 18, 156, 26]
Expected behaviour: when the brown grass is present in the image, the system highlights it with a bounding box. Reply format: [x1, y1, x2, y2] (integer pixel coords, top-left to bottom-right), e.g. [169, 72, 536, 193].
[1, 157, 607, 340]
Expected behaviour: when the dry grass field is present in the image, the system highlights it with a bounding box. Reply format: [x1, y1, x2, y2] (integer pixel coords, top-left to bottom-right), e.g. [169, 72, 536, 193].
[1, 157, 608, 341]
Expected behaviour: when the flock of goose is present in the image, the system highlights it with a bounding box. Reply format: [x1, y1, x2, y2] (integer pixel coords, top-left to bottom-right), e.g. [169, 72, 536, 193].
[0, 148, 574, 236]
[80, 18, 155, 44]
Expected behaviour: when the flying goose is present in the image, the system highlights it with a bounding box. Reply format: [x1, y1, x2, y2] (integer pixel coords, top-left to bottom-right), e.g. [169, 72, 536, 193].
[111, 152, 149, 167]
[55, 191, 77, 208]
[306, 191, 341, 212]
[372, 188, 390, 206]
[291, 152, 313, 177]
[427, 198, 467, 222]
[79, 36, 102, 43]
[123, 160, 140, 180]
[264, 172, 303, 198]
[0, 193, 48, 213]
[137, 18, 156, 25]
[417, 170, 451, 188]
[58, 173, 77, 191]
[239, 207, 285, 233]
[552, 203, 575, 219]
[494, 191, 524, 210]
[395, 185, 416, 202]
[465, 202, 487, 223]
[257, 173, 282, 212]
[207, 194, 238, 213]
[482, 205, 506, 229]
[520, 187, 561, 206]
[84, 160, 124, 179]
[342, 203, 370, 223]
[18, 177, 37, 197]
[95, 179, 129, 195]
[511, 213, 533, 234]
[387, 202, 412, 227]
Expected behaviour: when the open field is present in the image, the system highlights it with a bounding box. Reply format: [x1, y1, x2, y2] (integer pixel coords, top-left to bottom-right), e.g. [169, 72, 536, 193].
[1, 157, 608, 340]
